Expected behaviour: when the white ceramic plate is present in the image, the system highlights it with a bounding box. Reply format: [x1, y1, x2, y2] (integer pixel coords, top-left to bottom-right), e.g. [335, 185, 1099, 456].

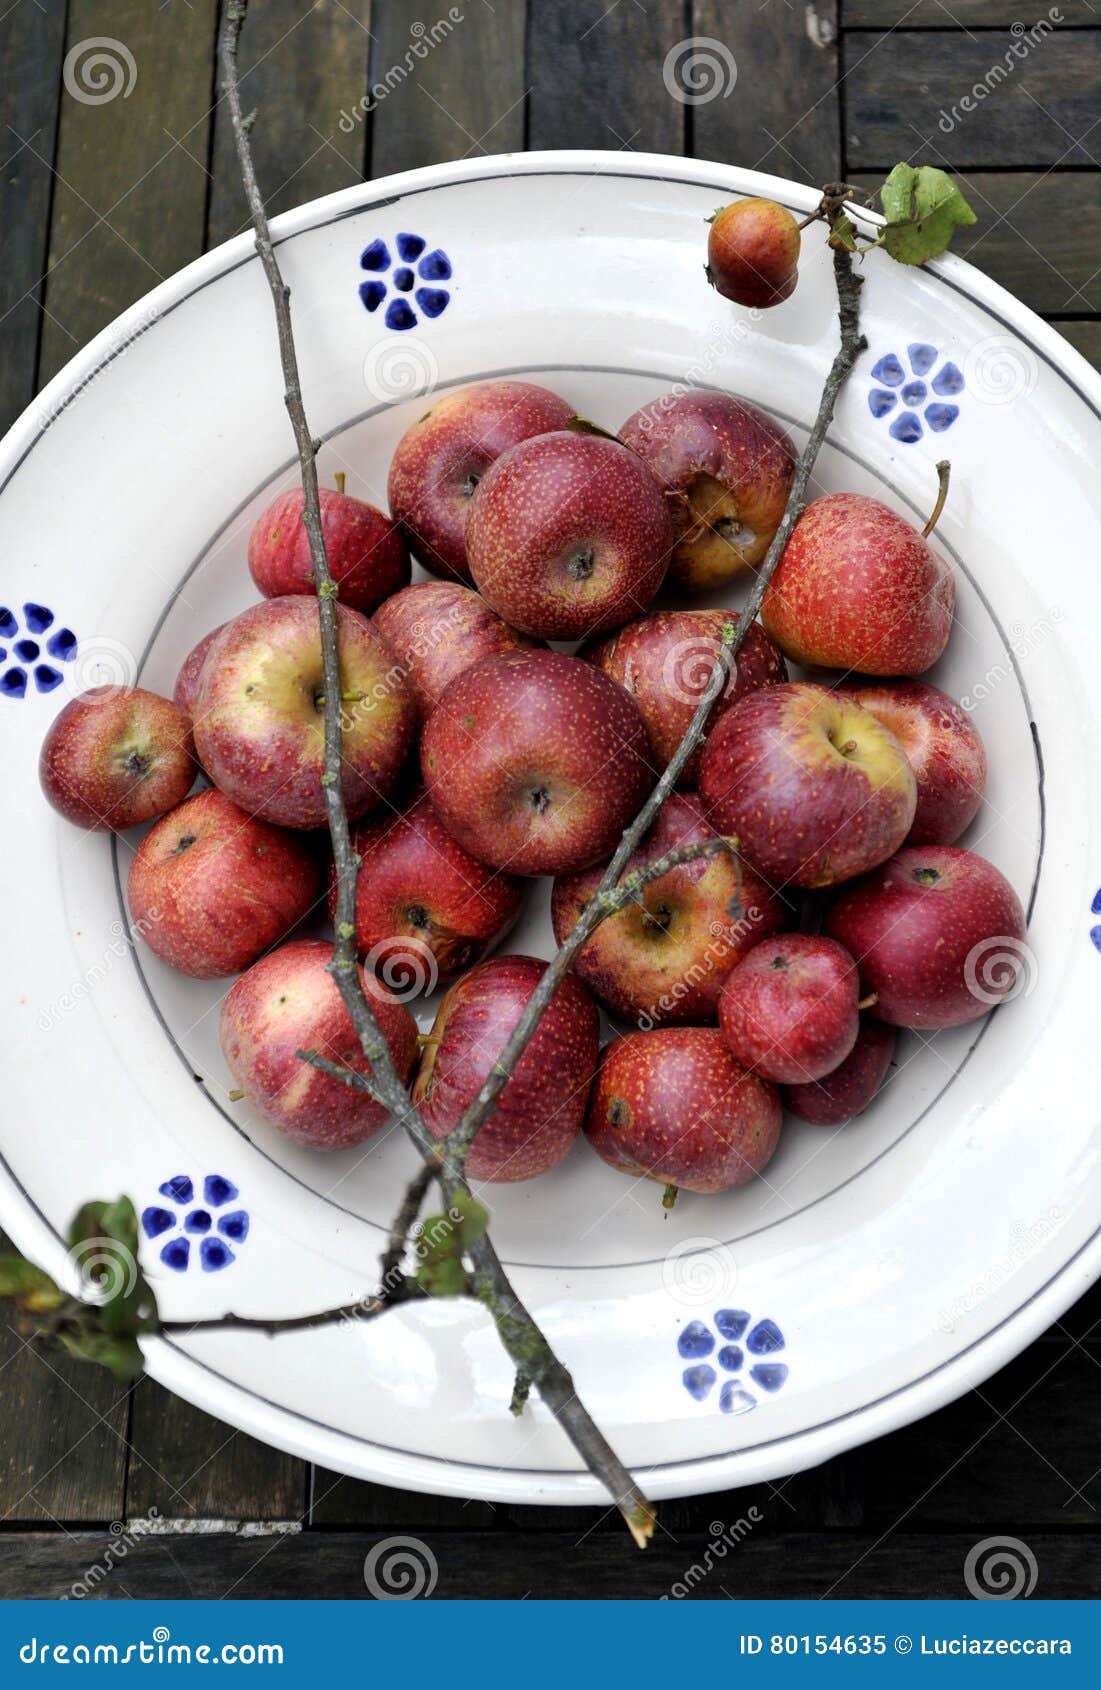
[2, 152, 1099, 1504]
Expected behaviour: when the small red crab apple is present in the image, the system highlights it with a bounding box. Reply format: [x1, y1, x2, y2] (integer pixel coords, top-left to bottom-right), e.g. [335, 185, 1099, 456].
[386, 379, 574, 583]
[373, 580, 540, 726]
[838, 679, 987, 846]
[247, 479, 409, 614]
[39, 685, 195, 831]
[219, 938, 418, 1150]
[706, 198, 801, 309]
[585, 1027, 782, 1209]
[784, 1017, 896, 1126]
[413, 954, 600, 1182]
[172, 624, 224, 721]
[718, 933, 860, 1085]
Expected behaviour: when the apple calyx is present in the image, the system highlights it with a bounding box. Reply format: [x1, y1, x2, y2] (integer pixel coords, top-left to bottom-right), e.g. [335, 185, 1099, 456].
[566, 548, 596, 581]
[913, 866, 941, 886]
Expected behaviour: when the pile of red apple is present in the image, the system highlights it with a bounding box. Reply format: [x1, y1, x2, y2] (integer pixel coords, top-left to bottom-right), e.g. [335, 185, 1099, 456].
[38, 373, 1026, 1207]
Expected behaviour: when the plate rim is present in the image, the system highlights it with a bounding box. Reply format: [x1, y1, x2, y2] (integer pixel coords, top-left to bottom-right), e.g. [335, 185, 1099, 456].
[2, 148, 1098, 1504]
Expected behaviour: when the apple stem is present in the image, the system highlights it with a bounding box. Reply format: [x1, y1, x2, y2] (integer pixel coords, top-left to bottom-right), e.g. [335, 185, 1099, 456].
[921, 459, 951, 539]
[334, 470, 346, 495]
[661, 1183, 679, 1212]
[858, 992, 879, 1011]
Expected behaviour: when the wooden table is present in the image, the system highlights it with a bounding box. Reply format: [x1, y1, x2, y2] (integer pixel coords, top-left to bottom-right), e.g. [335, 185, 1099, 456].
[2, 1, 1098, 1600]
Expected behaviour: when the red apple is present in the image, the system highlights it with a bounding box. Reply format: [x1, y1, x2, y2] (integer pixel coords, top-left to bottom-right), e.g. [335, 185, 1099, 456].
[220, 938, 418, 1150]
[699, 682, 916, 888]
[584, 1027, 782, 1203]
[784, 1017, 896, 1126]
[465, 430, 672, 638]
[413, 954, 599, 1182]
[840, 680, 986, 846]
[39, 685, 194, 831]
[551, 791, 789, 1028]
[583, 607, 787, 786]
[706, 198, 801, 309]
[173, 624, 224, 719]
[247, 484, 409, 613]
[824, 845, 1028, 1029]
[761, 492, 955, 675]
[421, 649, 654, 876]
[387, 379, 574, 582]
[373, 580, 538, 725]
[718, 933, 859, 1084]
[128, 788, 321, 978]
[333, 792, 525, 988]
[193, 597, 415, 829]
[619, 389, 796, 589]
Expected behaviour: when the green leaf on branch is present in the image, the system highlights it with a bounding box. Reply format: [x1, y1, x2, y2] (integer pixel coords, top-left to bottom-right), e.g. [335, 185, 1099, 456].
[67, 1197, 157, 1337]
[57, 1329, 145, 1383]
[0, 1257, 65, 1315]
[877, 165, 976, 265]
[829, 215, 860, 254]
[414, 1190, 488, 1298]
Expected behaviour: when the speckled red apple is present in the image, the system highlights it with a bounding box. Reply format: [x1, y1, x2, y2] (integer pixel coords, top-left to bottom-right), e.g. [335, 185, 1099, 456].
[584, 1027, 782, 1204]
[333, 792, 525, 986]
[583, 607, 787, 786]
[220, 938, 418, 1150]
[551, 791, 789, 1028]
[373, 580, 539, 725]
[193, 597, 415, 829]
[841, 680, 986, 845]
[39, 686, 194, 831]
[172, 624, 224, 720]
[762, 492, 955, 675]
[718, 932, 859, 1084]
[387, 379, 574, 582]
[706, 198, 801, 310]
[465, 431, 672, 638]
[128, 788, 321, 978]
[413, 954, 600, 1182]
[421, 649, 654, 876]
[700, 682, 916, 889]
[784, 1017, 896, 1126]
[248, 484, 409, 613]
[824, 845, 1027, 1029]
[619, 389, 796, 589]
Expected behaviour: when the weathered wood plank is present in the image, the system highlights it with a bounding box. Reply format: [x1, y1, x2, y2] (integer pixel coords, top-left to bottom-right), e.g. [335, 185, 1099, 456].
[310, 1470, 496, 1529]
[851, 170, 1101, 314]
[693, 2, 841, 186]
[528, 0, 685, 155]
[865, 1342, 1101, 1527]
[369, 0, 525, 176]
[127, 1384, 306, 1523]
[1, 1526, 1097, 1599]
[207, 0, 371, 247]
[846, 2, 1098, 24]
[0, 1231, 128, 1526]
[38, 0, 219, 385]
[0, 0, 67, 433]
[1050, 318, 1101, 373]
[844, 31, 1099, 168]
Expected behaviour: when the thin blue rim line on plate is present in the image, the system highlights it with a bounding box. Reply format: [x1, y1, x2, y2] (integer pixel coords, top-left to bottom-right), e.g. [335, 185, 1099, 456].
[108, 363, 1045, 1263]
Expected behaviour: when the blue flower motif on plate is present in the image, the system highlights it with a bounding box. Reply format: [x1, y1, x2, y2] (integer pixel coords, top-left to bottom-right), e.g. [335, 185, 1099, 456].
[677, 1310, 789, 1413]
[141, 1174, 248, 1273]
[868, 342, 963, 444]
[0, 602, 77, 700]
[359, 232, 452, 329]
